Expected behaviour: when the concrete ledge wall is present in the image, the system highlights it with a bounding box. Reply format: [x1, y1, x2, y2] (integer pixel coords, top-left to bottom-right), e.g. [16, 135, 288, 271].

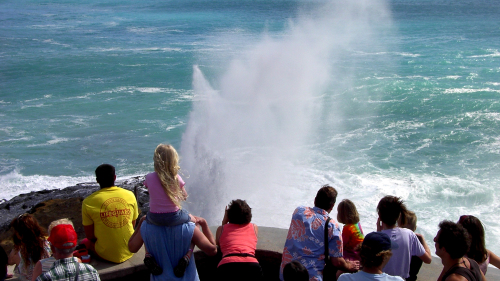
[8, 226, 500, 280]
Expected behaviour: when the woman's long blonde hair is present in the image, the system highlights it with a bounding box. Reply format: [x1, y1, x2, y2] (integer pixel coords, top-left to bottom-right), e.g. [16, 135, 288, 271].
[154, 144, 186, 208]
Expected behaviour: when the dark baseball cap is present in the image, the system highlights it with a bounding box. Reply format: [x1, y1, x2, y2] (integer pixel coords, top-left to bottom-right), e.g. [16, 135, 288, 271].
[362, 232, 396, 253]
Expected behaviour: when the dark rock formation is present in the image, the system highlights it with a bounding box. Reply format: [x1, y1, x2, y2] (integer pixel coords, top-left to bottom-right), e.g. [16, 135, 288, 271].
[0, 176, 150, 252]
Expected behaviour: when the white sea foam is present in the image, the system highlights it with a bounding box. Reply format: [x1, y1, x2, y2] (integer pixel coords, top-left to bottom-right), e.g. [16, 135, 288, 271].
[486, 82, 500, 86]
[41, 39, 70, 48]
[0, 170, 95, 201]
[384, 120, 425, 130]
[444, 88, 500, 94]
[88, 47, 183, 53]
[27, 137, 73, 147]
[396, 52, 421, 57]
[439, 75, 461, 80]
[469, 50, 500, 58]
[63, 86, 184, 100]
[21, 103, 49, 109]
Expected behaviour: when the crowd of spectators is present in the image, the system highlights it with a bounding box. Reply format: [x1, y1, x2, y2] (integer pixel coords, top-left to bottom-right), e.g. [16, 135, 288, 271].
[2, 144, 499, 281]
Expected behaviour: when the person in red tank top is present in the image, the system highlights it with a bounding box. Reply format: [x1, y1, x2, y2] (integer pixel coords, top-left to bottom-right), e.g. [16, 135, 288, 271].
[215, 199, 263, 281]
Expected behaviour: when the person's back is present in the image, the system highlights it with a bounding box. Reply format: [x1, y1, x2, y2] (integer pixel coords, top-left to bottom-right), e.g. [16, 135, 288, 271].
[141, 222, 199, 281]
[216, 200, 262, 281]
[376, 196, 431, 279]
[398, 210, 423, 281]
[81, 164, 138, 263]
[280, 185, 359, 281]
[380, 227, 423, 278]
[281, 205, 342, 280]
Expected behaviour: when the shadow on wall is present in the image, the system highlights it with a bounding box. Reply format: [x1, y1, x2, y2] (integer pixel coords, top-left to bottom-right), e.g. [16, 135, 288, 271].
[117, 249, 282, 281]
[195, 249, 282, 281]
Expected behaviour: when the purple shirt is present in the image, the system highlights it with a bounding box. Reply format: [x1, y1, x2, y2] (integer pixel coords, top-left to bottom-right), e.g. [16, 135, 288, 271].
[280, 206, 343, 281]
[381, 228, 425, 278]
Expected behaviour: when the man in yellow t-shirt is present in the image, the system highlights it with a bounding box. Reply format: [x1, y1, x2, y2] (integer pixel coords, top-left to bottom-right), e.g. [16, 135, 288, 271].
[81, 164, 139, 263]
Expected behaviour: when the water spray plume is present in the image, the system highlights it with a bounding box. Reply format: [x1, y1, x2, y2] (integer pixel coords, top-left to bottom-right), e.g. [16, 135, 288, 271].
[181, 0, 393, 226]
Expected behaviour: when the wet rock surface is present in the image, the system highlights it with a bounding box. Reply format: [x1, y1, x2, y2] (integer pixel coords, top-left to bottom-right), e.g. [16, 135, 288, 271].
[0, 176, 149, 251]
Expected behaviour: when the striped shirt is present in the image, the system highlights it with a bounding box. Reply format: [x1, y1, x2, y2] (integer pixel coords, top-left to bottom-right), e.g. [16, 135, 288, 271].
[35, 257, 100, 281]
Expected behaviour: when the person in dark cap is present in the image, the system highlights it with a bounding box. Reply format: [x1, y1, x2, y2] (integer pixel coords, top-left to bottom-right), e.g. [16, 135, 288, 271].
[338, 232, 404, 281]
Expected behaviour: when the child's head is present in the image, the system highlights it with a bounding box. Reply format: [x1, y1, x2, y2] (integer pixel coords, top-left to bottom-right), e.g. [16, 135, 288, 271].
[283, 261, 309, 281]
[153, 144, 184, 208]
[398, 210, 417, 231]
[154, 144, 180, 176]
[337, 199, 360, 224]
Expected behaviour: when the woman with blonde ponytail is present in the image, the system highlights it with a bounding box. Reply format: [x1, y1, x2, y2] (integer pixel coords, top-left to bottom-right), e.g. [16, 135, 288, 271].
[141, 144, 196, 277]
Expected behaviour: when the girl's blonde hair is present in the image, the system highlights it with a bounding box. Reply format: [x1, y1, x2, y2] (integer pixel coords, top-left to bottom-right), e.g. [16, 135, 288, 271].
[337, 199, 360, 224]
[154, 144, 186, 208]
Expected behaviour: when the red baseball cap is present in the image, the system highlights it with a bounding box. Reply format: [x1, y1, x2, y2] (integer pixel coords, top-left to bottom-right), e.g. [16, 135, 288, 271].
[48, 224, 78, 249]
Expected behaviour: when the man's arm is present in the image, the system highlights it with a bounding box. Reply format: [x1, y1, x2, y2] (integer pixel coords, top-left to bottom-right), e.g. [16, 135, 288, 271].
[415, 233, 432, 264]
[84, 224, 97, 242]
[331, 257, 359, 272]
[128, 216, 146, 253]
[489, 249, 500, 269]
[191, 217, 217, 256]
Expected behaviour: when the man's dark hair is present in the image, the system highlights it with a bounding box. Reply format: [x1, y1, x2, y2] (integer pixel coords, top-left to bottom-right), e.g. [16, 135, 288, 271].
[314, 185, 337, 211]
[377, 195, 407, 226]
[95, 164, 115, 188]
[227, 199, 252, 224]
[437, 220, 470, 259]
[283, 260, 309, 281]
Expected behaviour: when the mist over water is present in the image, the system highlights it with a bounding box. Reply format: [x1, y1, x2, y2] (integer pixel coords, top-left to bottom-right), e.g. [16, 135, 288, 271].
[181, 0, 395, 226]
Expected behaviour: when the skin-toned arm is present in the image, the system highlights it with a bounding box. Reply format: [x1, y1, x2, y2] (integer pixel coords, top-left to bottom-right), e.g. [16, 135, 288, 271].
[32, 261, 42, 281]
[128, 216, 146, 253]
[331, 257, 358, 271]
[84, 224, 96, 242]
[331, 257, 359, 272]
[7, 248, 20, 266]
[191, 217, 217, 256]
[488, 249, 500, 269]
[415, 233, 432, 264]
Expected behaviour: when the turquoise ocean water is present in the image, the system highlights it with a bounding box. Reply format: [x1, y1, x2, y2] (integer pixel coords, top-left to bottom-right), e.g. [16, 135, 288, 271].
[1, 0, 500, 253]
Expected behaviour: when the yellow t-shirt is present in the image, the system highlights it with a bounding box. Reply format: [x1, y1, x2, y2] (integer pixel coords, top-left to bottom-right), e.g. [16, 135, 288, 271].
[82, 186, 139, 263]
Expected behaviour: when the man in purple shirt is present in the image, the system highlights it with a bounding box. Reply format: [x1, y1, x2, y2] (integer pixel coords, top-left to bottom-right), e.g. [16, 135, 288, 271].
[280, 185, 359, 281]
[377, 196, 432, 279]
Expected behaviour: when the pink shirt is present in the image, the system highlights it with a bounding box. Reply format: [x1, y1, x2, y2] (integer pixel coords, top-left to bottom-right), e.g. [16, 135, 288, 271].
[218, 223, 258, 267]
[144, 172, 185, 213]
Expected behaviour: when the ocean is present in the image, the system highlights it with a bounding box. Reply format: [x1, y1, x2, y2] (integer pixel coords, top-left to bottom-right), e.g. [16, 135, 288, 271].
[1, 0, 499, 254]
